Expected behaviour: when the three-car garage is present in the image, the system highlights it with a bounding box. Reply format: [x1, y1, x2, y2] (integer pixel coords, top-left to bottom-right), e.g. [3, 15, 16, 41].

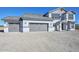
[8, 23, 49, 32]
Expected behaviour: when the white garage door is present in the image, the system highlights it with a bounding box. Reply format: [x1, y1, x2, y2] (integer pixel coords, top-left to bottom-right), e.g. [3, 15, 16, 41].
[29, 23, 48, 32]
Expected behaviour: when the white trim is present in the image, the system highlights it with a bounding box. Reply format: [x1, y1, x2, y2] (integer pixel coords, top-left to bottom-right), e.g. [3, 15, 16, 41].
[59, 22, 62, 31]
[4, 28, 8, 32]
[67, 14, 75, 21]
[74, 23, 75, 30]
[24, 20, 53, 23]
[66, 23, 68, 31]
[49, 12, 52, 18]
[22, 20, 54, 32]
[74, 14, 75, 21]
[4, 22, 9, 32]
[66, 14, 68, 21]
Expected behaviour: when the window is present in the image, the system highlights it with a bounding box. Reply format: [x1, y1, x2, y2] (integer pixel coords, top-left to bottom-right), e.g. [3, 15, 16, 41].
[52, 14, 60, 19]
[71, 22, 74, 28]
[68, 14, 73, 19]
[23, 22, 27, 24]
[61, 14, 66, 20]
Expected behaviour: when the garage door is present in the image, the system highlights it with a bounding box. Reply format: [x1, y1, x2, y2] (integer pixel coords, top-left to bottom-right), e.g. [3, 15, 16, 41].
[29, 23, 48, 32]
[9, 23, 19, 32]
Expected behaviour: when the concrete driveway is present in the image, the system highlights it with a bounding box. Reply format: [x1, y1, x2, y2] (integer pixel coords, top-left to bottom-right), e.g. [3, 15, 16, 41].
[0, 31, 79, 52]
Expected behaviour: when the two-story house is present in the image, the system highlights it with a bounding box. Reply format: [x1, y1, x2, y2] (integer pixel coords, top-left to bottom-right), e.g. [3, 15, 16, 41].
[3, 8, 75, 32]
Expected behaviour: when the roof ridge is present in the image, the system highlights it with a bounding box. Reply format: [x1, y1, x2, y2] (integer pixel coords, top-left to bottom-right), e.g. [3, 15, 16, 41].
[49, 7, 65, 13]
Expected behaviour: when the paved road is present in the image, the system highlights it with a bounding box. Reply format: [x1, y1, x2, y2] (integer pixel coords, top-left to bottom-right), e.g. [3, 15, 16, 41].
[0, 31, 79, 52]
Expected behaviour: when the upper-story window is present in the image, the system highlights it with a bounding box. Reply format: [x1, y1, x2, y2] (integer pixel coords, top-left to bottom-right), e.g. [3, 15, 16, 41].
[52, 14, 60, 20]
[68, 14, 73, 19]
[61, 14, 66, 20]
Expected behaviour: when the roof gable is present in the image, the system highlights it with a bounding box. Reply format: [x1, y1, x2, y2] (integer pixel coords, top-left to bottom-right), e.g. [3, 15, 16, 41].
[3, 16, 20, 23]
[49, 8, 67, 14]
[66, 11, 76, 14]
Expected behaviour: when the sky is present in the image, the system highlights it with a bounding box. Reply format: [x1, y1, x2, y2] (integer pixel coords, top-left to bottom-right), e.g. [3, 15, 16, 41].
[0, 7, 78, 25]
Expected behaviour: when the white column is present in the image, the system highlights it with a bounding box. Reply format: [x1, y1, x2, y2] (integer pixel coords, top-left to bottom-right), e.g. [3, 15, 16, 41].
[74, 14, 75, 21]
[60, 22, 62, 31]
[74, 23, 75, 30]
[69, 23, 72, 30]
[48, 22, 54, 32]
[4, 22, 8, 32]
[49, 12, 52, 18]
[23, 20, 29, 32]
[66, 14, 68, 31]
[74, 15, 75, 30]
[66, 14, 68, 21]
[66, 22, 68, 31]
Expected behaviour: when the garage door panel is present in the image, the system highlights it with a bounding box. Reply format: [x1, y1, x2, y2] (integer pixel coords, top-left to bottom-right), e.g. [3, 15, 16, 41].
[29, 23, 48, 32]
[9, 24, 19, 32]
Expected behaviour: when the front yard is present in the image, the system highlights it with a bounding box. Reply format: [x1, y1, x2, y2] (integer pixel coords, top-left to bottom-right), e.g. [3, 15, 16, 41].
[0, 31, 79, 52]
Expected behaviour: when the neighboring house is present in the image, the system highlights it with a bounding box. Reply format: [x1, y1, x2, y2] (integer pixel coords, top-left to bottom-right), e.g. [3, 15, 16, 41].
[0, 20, 4, 32]
[3, 8, 75, 32]
[0, 25, 4, 32]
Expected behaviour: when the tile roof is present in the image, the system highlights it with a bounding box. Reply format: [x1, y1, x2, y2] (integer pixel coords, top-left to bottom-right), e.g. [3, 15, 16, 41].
[21, 13, 53, 21]
[22, 13, 43, 17]
[3, 8, 75, 23]
[3, 16, 20, 23]
[21, 17, 53, 21]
